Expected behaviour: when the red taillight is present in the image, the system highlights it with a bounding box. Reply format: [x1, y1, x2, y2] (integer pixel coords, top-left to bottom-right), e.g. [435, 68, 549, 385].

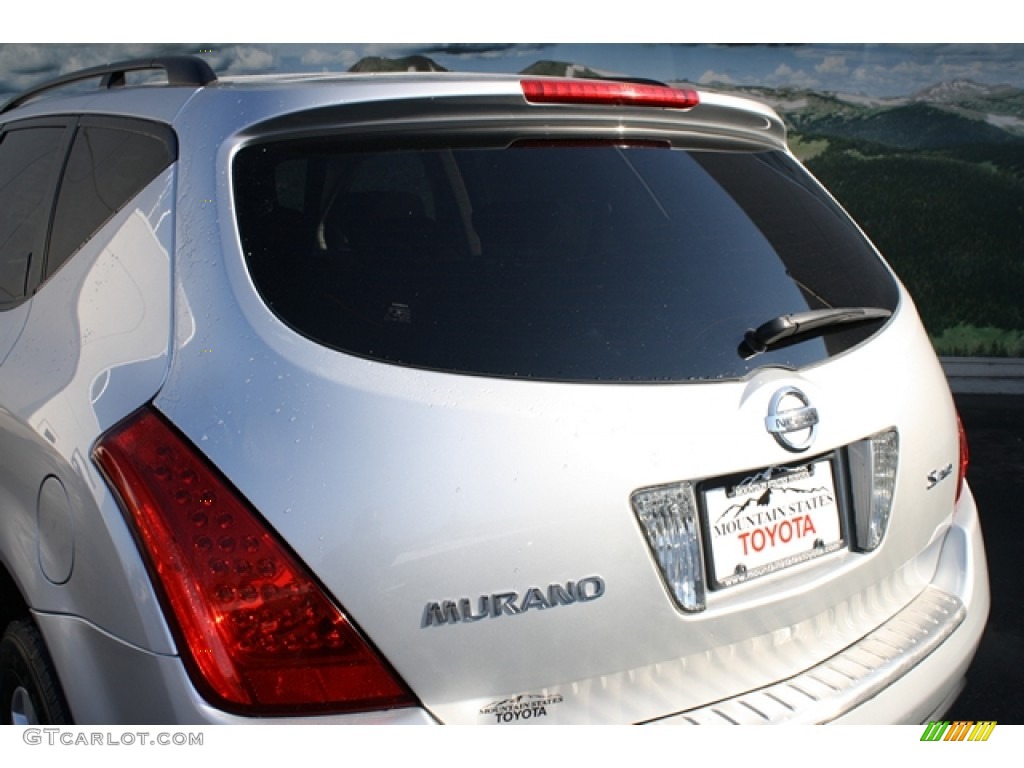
[521, 78, 699, 109]
[93, 407, 414, 715]
[956, 411, 970, 503]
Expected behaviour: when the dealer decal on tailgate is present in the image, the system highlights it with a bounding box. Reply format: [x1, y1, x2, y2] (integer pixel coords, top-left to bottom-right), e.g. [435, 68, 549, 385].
[702, 459, 845, 588]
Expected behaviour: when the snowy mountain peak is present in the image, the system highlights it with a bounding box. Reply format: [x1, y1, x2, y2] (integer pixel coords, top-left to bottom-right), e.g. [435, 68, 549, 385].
[911, 79, 1006, 102]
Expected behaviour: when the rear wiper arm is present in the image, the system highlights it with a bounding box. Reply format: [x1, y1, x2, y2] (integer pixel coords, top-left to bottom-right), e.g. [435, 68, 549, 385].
[741, 307, 892, 357]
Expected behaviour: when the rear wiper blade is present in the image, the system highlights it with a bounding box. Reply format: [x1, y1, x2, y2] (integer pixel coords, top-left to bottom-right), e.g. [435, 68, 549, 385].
[741, 307, 892, 357]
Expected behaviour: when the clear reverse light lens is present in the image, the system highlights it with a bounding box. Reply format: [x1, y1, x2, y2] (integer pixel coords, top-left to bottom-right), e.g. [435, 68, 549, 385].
[849, 428, 899, 551]
[632, 482, 706, 612]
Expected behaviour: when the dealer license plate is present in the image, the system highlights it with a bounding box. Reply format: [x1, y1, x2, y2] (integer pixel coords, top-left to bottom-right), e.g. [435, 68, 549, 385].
[702, 458, 845, 588]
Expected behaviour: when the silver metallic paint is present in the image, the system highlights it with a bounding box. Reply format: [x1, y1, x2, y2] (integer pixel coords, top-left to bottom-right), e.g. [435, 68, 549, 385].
[0, 172, 178, 658]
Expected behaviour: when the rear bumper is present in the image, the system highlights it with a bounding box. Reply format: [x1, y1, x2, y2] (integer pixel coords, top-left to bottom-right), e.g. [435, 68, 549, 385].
[653, 484, 990, 725]
[38, 487, 987, 725]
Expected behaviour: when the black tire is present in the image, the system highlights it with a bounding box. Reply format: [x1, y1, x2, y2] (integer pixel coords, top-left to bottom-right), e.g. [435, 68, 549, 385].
[0, 618, 71, 724]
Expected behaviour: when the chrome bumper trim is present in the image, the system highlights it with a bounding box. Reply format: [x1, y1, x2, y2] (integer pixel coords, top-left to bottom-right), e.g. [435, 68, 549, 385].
[650, 586, 966, 724]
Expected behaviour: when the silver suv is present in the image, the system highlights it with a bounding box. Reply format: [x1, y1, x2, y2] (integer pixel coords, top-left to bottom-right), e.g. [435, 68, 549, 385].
[0, 56, 988, 724]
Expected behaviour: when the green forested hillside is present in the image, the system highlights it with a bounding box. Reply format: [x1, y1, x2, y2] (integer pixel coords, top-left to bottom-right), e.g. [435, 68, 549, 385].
[804, 138, 1024, 349]
[792, 103, 1021, 149]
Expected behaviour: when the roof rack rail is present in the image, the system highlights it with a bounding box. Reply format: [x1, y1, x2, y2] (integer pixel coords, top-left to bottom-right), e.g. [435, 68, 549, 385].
[1, 56, 217, 115]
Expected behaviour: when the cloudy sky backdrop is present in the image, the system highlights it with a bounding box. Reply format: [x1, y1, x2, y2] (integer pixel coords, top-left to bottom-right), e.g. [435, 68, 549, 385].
[1, 44, 1023, 101]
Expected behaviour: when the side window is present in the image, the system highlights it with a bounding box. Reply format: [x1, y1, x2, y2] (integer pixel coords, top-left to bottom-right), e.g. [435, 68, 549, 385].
[46, 123, 173, 280]
[0, 126, 65, 305]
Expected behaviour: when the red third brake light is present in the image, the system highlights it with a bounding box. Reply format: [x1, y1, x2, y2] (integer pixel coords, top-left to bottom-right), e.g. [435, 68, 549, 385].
[93, 407, 414, 715]
[521, 79, 699, 109]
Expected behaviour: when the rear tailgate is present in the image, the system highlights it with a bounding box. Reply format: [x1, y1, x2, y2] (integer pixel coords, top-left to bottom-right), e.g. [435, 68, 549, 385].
[155, 298, 960, 723]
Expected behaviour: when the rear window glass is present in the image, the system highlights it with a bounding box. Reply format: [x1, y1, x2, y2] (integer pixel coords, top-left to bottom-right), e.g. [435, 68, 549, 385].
[234, 142, 898, 382]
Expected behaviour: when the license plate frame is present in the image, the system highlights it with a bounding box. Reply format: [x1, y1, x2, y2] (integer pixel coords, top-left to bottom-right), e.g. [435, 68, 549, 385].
[700, 456, 846, 589]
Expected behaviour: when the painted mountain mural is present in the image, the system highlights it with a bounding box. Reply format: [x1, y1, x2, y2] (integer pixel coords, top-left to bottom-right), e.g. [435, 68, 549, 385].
[710, 78, 1024, 356]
